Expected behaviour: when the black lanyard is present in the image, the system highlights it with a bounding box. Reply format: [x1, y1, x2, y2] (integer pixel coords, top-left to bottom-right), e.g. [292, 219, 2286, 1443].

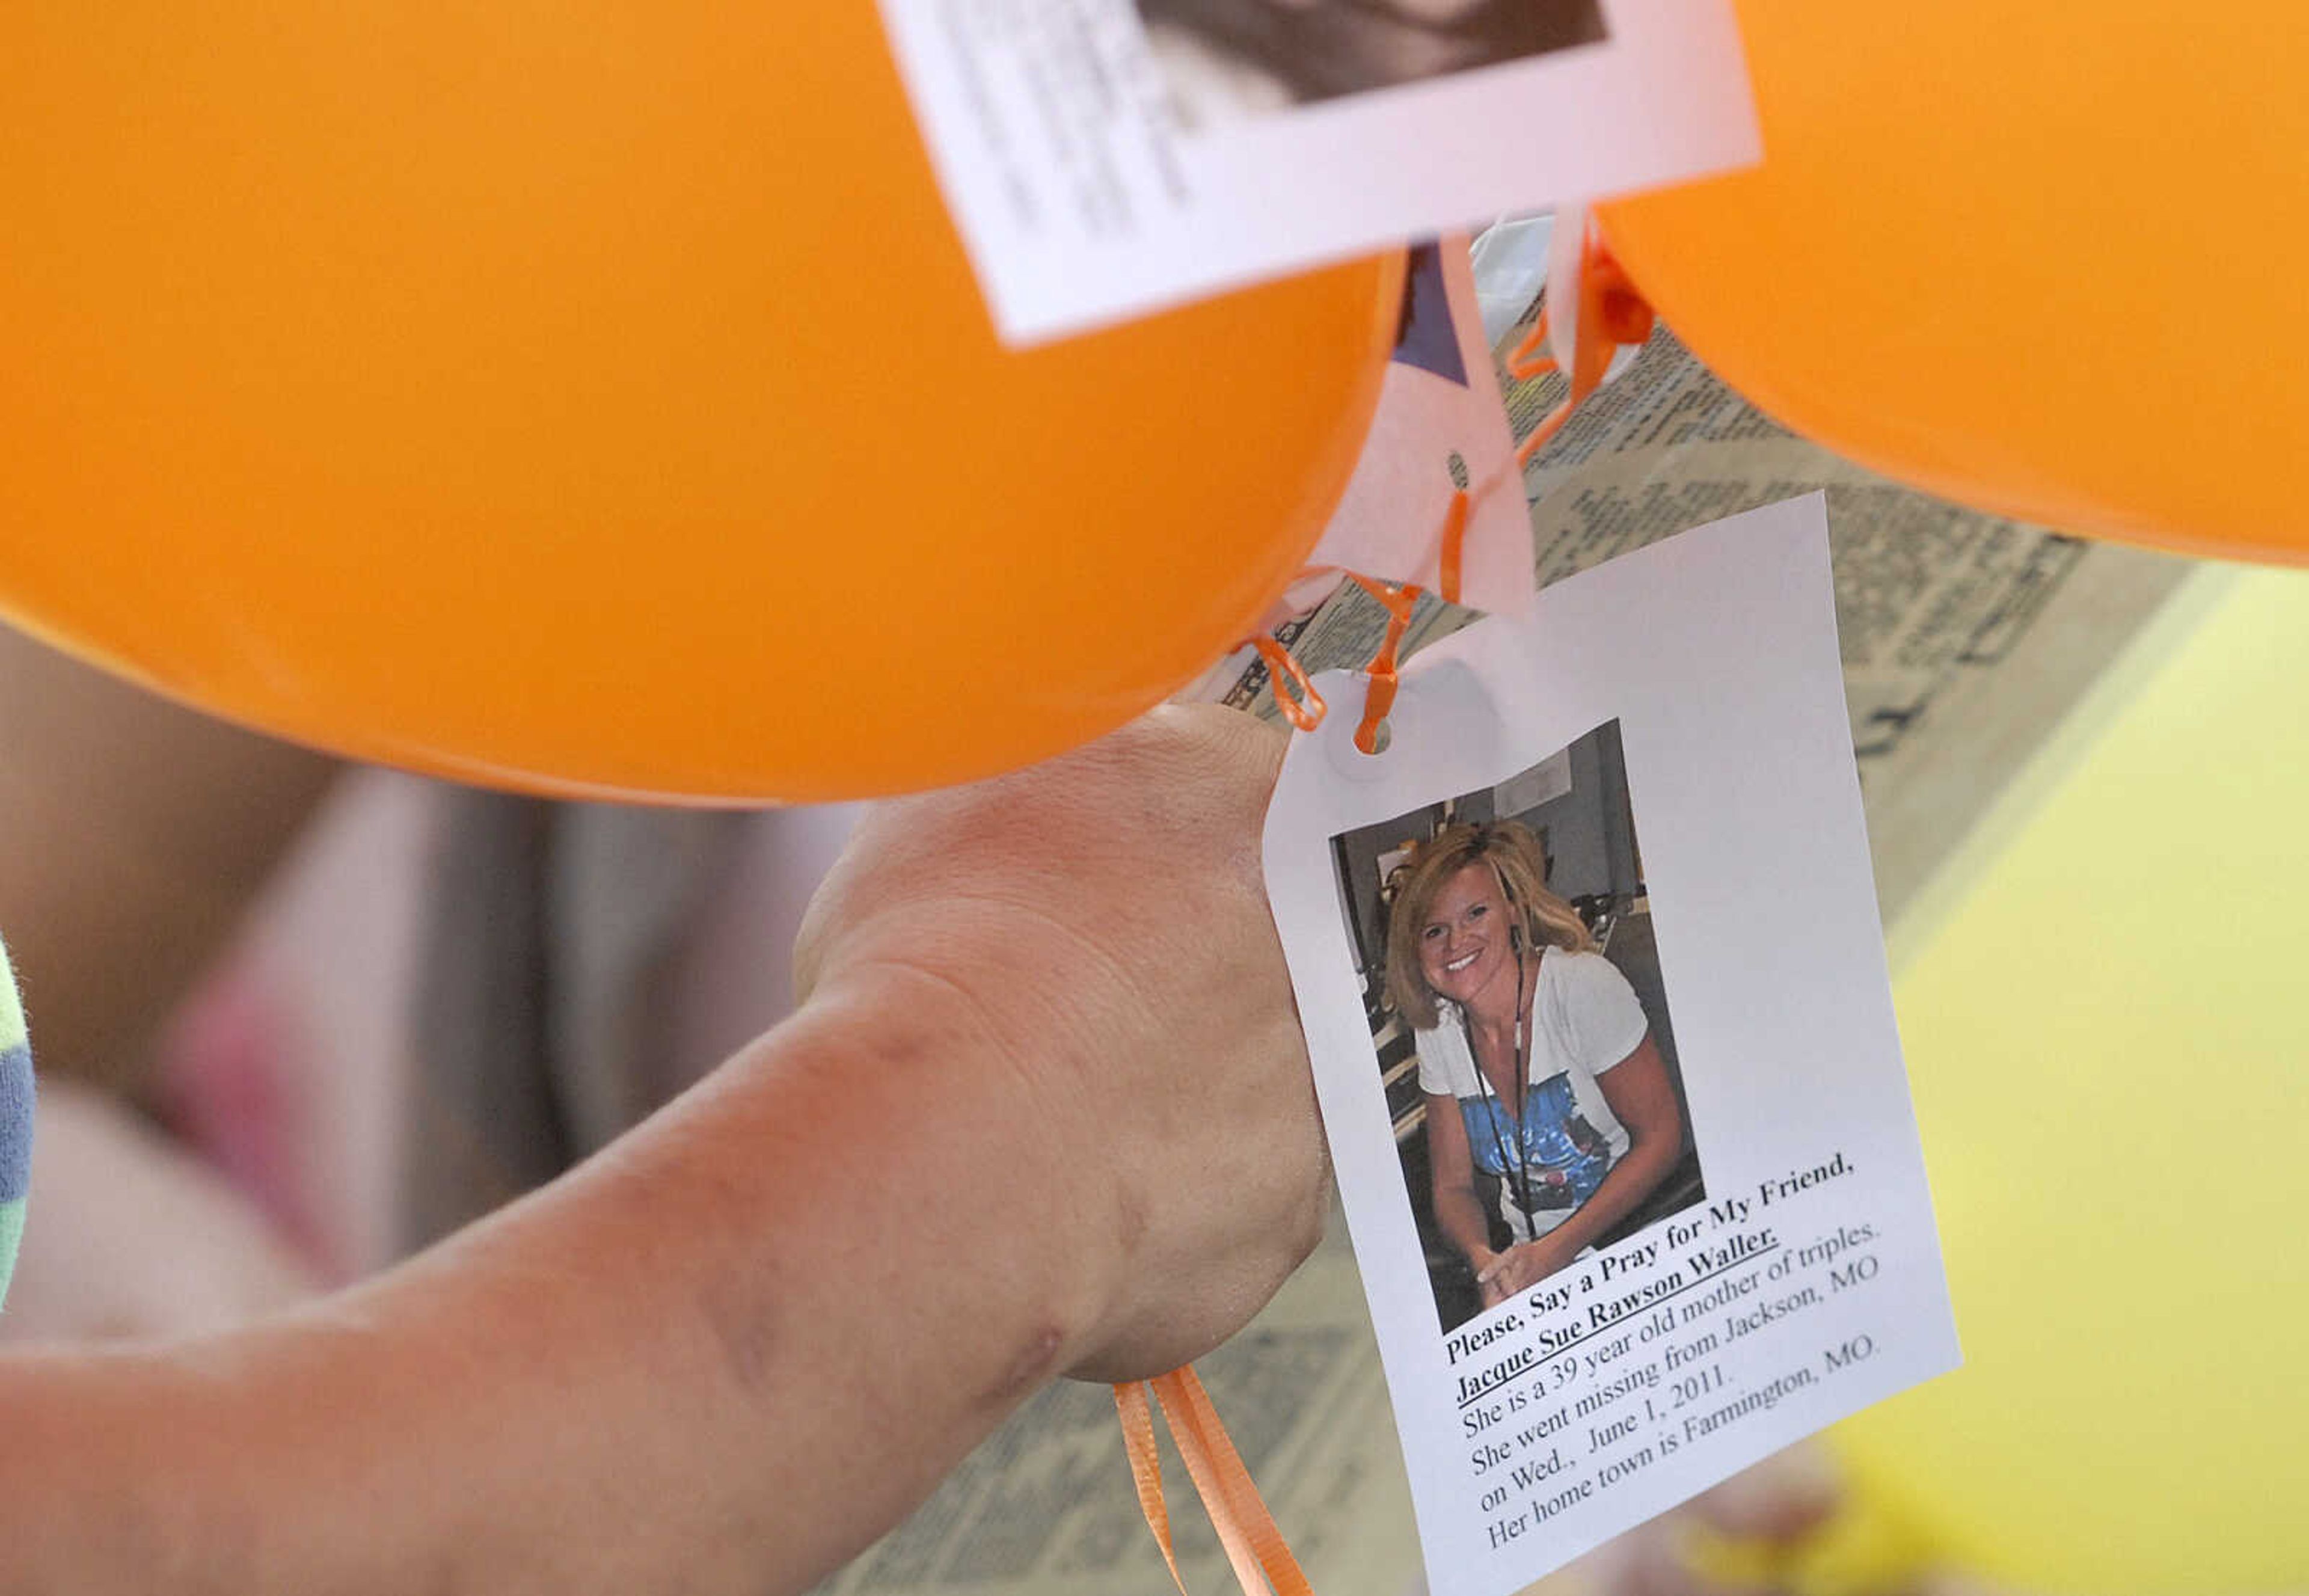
[1464, 951, 1536, 1226]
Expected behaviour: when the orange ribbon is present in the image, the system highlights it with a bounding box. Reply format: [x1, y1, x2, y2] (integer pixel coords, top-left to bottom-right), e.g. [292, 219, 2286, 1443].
[1344, 575, 1423, 756]
[1114, 1368, 1316, 1596]
[1509, 220, 1656, 467]
[1253, 637, 1328, 732]
[1435, 488, 1471, 607]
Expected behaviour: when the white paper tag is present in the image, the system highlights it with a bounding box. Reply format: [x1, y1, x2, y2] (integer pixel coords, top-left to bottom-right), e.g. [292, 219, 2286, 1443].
[1262, 497, 1959, 1596]
[874, 0, 1759, 344]
[1281, 235, 1532, 618]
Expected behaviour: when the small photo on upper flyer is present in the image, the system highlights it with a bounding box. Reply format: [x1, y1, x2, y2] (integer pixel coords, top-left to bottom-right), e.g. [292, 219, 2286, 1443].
[1333, 722, 1705, 1337]
[1138, 1, 1608, 128]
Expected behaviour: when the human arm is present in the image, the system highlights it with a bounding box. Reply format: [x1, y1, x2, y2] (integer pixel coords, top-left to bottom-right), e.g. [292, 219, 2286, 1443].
[0, 704, 1329, 1594]
[1479, 1033, 1682, 1299]
[1425, 1087, 1502, 1283]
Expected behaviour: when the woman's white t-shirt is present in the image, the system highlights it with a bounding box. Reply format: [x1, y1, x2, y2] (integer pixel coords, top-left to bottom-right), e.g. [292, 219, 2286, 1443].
[1415, 948, 1649, 1241]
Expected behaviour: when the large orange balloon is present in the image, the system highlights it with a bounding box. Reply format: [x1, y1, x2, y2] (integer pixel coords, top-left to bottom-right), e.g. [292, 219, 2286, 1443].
[1597, 3, 2309, 566]
[0, 8, 1397, 803]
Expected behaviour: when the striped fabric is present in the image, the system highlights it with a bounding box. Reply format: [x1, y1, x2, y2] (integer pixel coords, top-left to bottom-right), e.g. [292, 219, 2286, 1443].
[0, 933, 31, 1306]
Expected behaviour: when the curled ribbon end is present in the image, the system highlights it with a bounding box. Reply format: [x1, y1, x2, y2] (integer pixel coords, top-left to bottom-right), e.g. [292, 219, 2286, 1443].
[1254, 637, 1328, 733]
[1345, 577, 1421, 757]
[1117, 1368, 1317, 1596]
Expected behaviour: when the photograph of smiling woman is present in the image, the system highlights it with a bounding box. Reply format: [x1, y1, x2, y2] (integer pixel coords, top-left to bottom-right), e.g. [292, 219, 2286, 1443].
[1373, 810, 1696, 1333]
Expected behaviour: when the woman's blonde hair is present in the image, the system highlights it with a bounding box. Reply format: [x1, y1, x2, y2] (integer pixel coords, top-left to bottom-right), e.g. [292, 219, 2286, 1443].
[1382, 820, 1594, 1031]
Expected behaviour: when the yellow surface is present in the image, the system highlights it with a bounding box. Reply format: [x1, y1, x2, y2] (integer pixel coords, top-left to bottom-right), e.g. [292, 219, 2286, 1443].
[1598, 3, 2309, 566]
[1836, 566, 2309, 1592]
[0, 8, 1397, 802]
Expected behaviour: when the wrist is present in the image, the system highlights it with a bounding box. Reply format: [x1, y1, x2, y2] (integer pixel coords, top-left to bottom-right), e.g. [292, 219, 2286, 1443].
[241, 971, 1126, 1596]
[783, 965, 1126, 1378]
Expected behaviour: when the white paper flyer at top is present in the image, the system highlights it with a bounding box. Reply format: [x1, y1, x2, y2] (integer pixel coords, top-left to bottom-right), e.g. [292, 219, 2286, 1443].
[874, 0, 1758, 343]
[1262, 497, 1960, 1596]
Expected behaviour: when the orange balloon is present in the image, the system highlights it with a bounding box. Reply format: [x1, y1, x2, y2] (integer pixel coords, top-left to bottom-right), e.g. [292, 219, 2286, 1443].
[1596, 2, 2309, 566]
[0, 7, 1397, 803]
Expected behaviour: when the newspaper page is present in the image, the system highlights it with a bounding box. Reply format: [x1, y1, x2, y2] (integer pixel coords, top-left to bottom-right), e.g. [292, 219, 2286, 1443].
[827, 281, 2191, 1596]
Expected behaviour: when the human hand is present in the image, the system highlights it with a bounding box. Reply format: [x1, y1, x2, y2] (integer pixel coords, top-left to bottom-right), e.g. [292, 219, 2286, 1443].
[793, 704, 1329, 1384]
[1538, 1443, 2067, 1596]
[1468, 1245, 1512, 1307]
[1478, 1232, 1580, 1303]
[1530, 1444, 1847, 1596]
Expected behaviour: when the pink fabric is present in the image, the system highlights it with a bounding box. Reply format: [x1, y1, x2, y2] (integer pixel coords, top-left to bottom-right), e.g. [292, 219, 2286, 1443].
[154, 772, 441, 1280]
[156, 968, 328, 1272]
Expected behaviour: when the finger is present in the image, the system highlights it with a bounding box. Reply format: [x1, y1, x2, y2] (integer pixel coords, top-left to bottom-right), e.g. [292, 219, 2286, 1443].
[1684, 1446, 1844, 1542]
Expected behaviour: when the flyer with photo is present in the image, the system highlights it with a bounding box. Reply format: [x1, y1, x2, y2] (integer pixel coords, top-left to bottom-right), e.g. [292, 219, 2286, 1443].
[875, 0, 1758, 342]
[1260, 497, 1959, 1596]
